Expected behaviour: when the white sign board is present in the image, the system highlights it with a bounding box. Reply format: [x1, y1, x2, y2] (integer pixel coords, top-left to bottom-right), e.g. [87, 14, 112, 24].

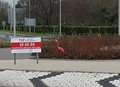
[24, 18, 36, 27]
[11, 37, 41, 53]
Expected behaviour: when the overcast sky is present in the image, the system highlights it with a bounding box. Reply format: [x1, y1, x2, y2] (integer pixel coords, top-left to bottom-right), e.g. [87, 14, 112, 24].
[0, 0, 19, 6]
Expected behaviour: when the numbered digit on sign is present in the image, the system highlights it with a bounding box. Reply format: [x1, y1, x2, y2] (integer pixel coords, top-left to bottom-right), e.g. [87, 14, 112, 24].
[30, 42, 35, 47]
[20, 43, 24, 47]
[25, 42, 29, 47]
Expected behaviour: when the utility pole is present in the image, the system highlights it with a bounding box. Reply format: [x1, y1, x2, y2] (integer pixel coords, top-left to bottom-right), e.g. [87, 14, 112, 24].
[59, 0, 62, 36]
[13, 0, 16, 37]
[10, 7, 13, 32]
[118, 0, 120, 36]
[29, 0, 31, 32]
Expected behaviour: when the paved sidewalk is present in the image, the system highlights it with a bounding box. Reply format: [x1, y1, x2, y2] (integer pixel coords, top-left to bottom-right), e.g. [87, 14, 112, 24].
[0, 70, 119, 87]
[0, 59, 120, 73]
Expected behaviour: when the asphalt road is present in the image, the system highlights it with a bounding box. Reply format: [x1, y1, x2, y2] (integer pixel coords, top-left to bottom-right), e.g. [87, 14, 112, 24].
[0, 32, 32, 41]
[0, 31, 55, 41]
[0, 48, 32, 60]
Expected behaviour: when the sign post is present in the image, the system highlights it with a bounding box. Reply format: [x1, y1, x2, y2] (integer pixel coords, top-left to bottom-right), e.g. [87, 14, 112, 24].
[11, 37, 42, 64]
[36, 53, 39, 64]
[13, 53, 16, 65]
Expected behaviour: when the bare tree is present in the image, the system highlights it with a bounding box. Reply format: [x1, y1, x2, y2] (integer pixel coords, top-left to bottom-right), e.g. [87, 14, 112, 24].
[18, 0, 118, 26]
[0, 1, 8, 24]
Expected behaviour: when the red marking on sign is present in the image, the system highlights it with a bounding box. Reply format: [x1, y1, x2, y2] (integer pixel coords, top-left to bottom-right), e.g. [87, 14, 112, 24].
[11, 42, 41, 49]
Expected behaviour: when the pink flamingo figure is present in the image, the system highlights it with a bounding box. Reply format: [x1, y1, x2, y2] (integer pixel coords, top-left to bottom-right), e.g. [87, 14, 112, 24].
[54, 39, 64, 55]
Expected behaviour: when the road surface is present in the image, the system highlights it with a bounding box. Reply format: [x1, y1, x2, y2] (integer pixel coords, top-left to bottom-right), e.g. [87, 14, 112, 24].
[0, 48, 32, 60]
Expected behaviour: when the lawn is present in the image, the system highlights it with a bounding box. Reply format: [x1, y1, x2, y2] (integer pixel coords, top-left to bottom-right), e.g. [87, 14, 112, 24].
[0, 29, 47, 36]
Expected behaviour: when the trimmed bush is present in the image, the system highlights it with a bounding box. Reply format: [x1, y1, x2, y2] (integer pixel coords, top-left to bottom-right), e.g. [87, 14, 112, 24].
[39, 36, 120, 59]
[0, 40, 10, 48]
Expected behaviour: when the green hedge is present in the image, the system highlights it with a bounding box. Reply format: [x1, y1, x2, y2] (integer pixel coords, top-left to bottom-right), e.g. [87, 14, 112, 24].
[0, 25, 118, 35]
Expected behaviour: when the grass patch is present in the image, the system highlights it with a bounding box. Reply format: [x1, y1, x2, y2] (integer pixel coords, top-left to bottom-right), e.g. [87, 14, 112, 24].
[0, 29, 46, 36]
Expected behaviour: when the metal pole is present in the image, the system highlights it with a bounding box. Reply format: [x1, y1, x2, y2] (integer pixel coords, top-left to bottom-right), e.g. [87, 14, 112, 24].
[36, 53, 39, 64]
[10, 7, 13, 32]
[29, 0, 31, 32]
[13, 0, 16, 37]
[13, 0, 16, 65]
[13, 53, 16, 64]
[118, 0, 120, 36]
[59, 0, 62, 36]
